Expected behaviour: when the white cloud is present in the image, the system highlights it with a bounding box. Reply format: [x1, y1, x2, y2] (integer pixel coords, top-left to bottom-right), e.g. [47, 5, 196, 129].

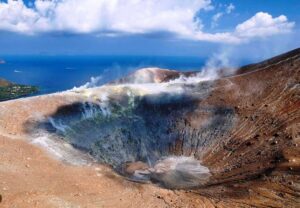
[0, 1, 295, 44]
[211, 3, 234, 29]
[226, 3, 235, 14]
[0, 0, 211, 35]
[235, 12, 295, 38]
[211, 12, 223, 28]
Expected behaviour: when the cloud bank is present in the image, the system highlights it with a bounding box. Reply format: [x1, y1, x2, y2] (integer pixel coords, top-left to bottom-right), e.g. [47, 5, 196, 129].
[0, 0, 295, 43]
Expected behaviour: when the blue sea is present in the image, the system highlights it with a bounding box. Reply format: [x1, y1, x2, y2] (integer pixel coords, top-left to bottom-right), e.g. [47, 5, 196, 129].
[0, 55, 205, 95]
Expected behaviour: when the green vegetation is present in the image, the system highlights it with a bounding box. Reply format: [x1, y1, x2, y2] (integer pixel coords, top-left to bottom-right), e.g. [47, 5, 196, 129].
[0, 80, 39, 101]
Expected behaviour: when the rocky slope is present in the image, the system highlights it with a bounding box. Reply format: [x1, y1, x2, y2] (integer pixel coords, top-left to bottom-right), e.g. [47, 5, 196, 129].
[0, 48, 299, 207]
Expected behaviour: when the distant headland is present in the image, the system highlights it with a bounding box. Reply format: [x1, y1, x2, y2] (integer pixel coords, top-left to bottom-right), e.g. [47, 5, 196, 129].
[0, 78, 38, 101]
[0, 59, 5, 64]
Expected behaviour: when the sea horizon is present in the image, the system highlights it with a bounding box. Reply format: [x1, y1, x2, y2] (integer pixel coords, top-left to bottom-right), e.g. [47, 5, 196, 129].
[0, 55, 208, 96]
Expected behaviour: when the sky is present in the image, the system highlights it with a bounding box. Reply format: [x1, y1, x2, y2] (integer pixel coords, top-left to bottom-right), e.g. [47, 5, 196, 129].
[0, 0, 299, 62]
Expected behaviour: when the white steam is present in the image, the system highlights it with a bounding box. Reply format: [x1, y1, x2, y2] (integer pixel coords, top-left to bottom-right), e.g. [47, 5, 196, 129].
[62, 46, 244, 124]
[48, 117, 69, 133]
[170, 48, 236, 83]
[72, 76, 103, 91]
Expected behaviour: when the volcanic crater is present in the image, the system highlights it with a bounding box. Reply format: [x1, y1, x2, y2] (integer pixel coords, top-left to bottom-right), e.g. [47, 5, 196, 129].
[0, 49, 299, 207]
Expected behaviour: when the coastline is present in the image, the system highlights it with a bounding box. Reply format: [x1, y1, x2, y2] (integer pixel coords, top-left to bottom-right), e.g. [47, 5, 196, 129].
[0, 78, 39, 101]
